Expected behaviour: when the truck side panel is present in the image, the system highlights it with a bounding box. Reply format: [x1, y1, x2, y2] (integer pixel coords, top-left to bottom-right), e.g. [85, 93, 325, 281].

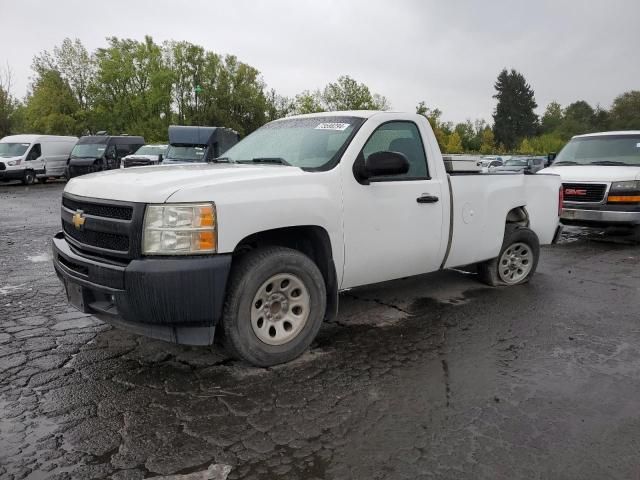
[444, 173, 560, 269]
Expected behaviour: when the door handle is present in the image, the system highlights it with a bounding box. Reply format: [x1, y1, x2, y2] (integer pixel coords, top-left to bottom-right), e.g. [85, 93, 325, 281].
[417, 195, 439, 204]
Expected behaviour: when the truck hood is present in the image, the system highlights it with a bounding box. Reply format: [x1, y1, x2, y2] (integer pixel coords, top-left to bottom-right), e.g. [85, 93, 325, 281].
[539, 165, 640, 182]
[64, 163, 304, 203]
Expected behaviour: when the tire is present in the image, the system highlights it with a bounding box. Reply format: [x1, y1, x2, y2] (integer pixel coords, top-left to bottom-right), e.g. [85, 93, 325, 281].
[478, 225, 540, 286]
[222, 246, 327, 367]
[40, 176, 47, 184]
[22, 170, 35, 185]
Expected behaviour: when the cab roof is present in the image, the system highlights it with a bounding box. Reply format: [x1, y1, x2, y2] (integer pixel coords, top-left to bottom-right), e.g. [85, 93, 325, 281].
[574, 131, 640, 138]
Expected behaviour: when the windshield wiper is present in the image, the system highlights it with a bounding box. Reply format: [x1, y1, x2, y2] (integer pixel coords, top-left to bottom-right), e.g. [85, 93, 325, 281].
[553, 161, 579, 165]
[589, 160, 630, 166]
[249, 157, 291, 166]
[212, 156, 231, 163]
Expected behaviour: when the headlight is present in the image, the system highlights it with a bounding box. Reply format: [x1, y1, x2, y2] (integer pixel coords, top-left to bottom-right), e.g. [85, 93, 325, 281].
[142, 203, 217, 255]
[7, 160, 20, 166]
[610, 180, 640, 192]
[608, 180, 640, 203]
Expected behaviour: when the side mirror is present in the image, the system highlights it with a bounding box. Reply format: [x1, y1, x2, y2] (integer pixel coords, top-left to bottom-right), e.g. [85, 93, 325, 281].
[547, 152, 557, 166]
[158, 154, 163, 163]
[364, 151, 410, 179]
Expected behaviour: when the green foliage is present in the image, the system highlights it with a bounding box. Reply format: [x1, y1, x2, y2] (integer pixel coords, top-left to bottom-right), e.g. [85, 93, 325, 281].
[479, 128, 495, 154]
[23, 70, 81, 135]
[492, 68, 538, 150]
[445, 131, 463, 153]
[0, 85, 12, 137]
[322, 75, 389, 111]
[541, 101, 563, 134]
[609, 91, 640, 130]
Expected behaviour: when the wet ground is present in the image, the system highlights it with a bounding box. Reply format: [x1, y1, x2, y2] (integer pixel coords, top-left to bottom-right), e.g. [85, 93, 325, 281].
[1, 180, 640, 479]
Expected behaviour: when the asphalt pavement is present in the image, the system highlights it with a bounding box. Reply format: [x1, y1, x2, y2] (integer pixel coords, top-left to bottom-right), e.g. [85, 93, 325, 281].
[1, 180, 639, 480]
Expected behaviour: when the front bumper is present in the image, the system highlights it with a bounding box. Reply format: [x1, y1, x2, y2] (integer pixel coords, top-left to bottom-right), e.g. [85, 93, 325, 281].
[51, 232, 232, 345]
[0, 169, 25, 180]
[561, 207, 640, 227]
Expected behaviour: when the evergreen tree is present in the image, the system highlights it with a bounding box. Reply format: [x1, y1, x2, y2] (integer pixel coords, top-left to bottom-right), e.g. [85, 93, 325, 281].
[492, 69, 538, 150]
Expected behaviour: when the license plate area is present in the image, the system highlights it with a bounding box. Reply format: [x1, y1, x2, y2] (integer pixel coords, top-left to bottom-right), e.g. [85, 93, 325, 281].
[65, 281, 90, 312]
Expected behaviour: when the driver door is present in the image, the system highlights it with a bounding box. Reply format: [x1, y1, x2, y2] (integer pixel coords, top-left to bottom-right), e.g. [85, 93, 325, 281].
[26, 143, 44, 173]
[341, 120, 445, 288]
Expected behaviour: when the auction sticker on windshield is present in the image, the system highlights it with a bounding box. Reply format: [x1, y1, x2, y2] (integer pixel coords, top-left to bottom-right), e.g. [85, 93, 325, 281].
[315, 123, 350, 131]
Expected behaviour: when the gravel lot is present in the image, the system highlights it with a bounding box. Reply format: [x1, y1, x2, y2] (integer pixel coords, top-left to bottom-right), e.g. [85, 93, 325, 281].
[1, 180, 639, 480]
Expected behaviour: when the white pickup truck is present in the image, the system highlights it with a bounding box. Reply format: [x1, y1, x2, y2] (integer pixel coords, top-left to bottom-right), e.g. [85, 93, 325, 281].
[52, 111, 562, 366]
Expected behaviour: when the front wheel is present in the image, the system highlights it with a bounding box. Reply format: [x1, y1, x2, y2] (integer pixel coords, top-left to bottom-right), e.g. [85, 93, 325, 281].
[22, 170, 35, 185]
[222, 246, 327, 367]
[478, 226, 540, 286]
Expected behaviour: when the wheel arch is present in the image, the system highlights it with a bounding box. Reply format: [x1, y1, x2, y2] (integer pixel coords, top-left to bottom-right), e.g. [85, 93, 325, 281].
[232, 225, 338, 322]
[506, 206, 529, 227]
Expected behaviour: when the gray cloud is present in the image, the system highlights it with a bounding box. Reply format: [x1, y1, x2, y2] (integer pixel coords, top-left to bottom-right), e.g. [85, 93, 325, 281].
[1, 0, 638, 123]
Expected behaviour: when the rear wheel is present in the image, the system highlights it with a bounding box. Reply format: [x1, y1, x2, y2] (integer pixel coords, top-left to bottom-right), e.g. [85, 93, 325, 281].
[478, 226, 539, 286]
[22, 170, 35, 185]
[222, 246, 326, 367]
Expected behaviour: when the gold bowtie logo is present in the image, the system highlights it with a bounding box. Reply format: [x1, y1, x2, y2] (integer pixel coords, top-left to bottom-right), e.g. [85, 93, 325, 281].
[72, 210, 86, 230]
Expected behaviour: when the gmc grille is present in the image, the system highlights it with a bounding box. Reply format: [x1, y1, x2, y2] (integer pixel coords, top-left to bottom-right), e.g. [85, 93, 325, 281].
[61, 194, 144, 261]
[563, 183, 607, 203]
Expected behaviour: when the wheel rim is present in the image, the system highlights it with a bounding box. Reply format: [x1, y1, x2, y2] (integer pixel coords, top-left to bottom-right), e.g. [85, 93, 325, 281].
[25, 173, 34, 184]
[498, 241, 533, 284]
[250, 272, 310, 346]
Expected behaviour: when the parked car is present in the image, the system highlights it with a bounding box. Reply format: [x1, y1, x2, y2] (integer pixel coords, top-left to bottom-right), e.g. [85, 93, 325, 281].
[540, 131, 640, 232]
[495, 157, 546, 174]
[52, 111, 562, 366]
[67, 134, 145, 178]
[0, 135, 77, 185]
[120, 144, 168, 168]
[163, 125, 239, 164]
[477, 157, 504, 172]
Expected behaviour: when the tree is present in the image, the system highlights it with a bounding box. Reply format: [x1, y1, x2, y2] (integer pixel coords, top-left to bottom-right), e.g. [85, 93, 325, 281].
[293, 90, 324, 115]
[23, 69, 80, 135]
[445, 131, 463, 153]
[517, 138, 535, 154]
[609, 91, 640, 130]
[322, 75, 389, 111]
[492, 68, 538, 150]
[33, 38, 96, 132]
[416, 101, 449, 151]
[541, 101, 563, 134]
[0, 65, 15, 137]
[479, 128, 495, 154]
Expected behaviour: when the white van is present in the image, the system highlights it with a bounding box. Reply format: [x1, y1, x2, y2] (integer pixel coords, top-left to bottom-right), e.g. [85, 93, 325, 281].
[540, 131, 640, 232]
[0, 135, 78, 185]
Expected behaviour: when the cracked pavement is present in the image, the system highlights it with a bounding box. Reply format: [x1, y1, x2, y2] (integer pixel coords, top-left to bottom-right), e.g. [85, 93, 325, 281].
[1, 181, 640, 479]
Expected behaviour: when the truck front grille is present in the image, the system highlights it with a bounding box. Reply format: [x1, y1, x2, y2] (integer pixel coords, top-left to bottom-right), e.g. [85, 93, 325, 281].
[62, 196, 133, 220]
[61, 194, 144, 261]
[63, 222, 130, 251]
[563, 183, 607, 203]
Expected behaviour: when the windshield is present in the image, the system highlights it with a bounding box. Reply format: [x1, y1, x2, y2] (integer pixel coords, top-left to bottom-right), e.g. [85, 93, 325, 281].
[222, 116, 364, 169]
[505, 159, 528, 166]
[554, 135, 640, 166]
[166, 145, 207, 162]
[71, 143, 106, 158]
[0, 143, 30, 158]
[135, 145, 167, 156]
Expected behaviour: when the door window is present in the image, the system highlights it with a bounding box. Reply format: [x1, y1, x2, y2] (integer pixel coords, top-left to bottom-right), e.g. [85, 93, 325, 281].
[26, 144, 41, 161]
[362, 122, 428, 179]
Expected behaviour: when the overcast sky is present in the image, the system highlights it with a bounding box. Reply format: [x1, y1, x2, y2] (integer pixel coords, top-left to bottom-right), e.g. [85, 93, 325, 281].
[1, 0, 639, 124]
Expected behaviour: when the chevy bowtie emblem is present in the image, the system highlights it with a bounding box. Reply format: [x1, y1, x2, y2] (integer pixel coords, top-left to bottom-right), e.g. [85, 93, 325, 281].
[72, 210, 86, 230]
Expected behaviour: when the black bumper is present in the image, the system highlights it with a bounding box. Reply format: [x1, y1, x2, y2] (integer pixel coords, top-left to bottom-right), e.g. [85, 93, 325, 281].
[51, 232, 232, 345]
[0, 170, 25, 180]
